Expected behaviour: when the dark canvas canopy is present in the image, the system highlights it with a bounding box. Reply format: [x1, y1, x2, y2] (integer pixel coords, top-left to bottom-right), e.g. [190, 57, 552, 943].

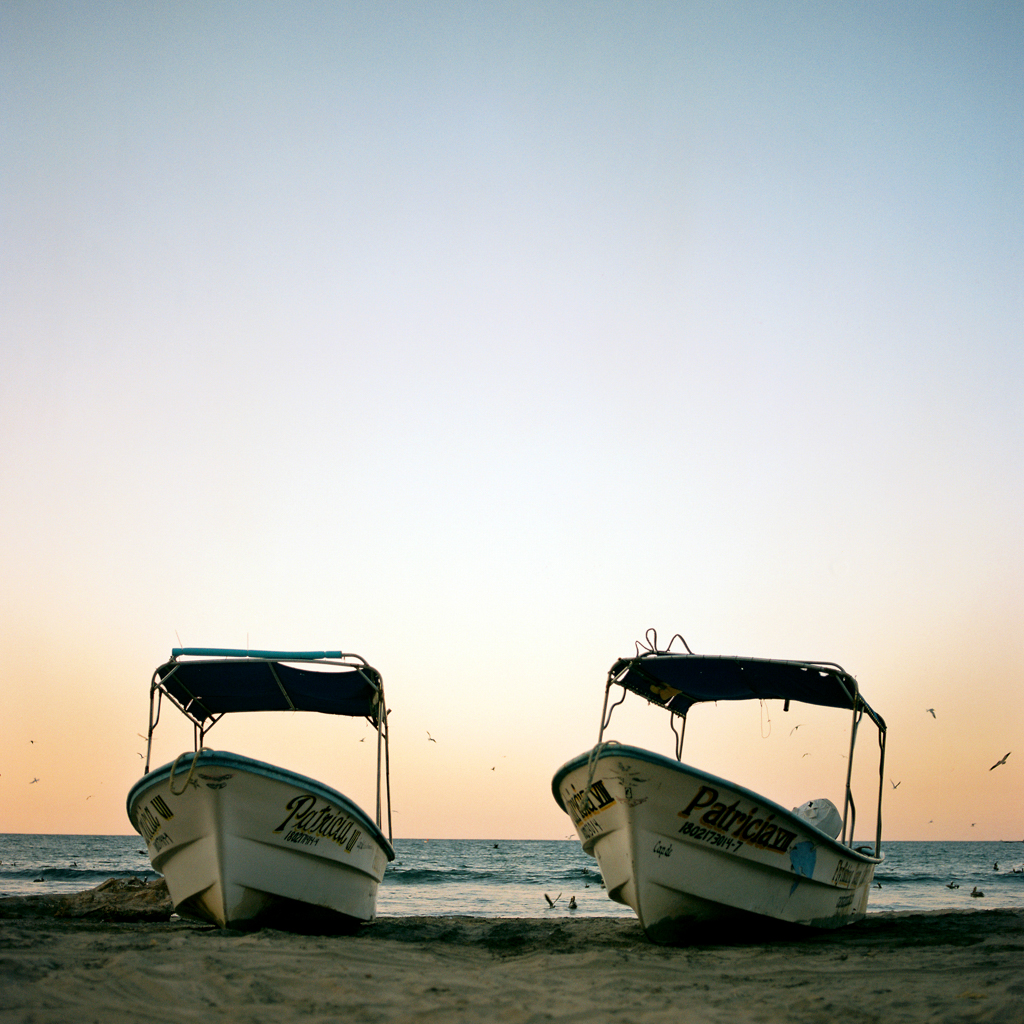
[611, 654, 885, 729]
[156, 651, 383, 724]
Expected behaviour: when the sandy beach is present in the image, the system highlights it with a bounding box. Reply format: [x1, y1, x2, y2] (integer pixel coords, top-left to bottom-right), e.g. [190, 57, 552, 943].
[1, 881, 1021, 1023]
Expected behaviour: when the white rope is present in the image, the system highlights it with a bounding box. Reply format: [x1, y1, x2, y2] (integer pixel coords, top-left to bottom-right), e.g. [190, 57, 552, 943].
[582, 738, 621, 816]
[169, 748, 205, 795]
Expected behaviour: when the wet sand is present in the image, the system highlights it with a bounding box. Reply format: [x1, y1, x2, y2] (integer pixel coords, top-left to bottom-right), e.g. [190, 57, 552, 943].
[1, 880, 1021, 1023]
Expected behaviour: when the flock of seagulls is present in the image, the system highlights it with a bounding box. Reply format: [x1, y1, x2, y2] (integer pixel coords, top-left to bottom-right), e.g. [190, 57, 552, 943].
[6, 719, 1016, 836]
[785, 709, 1013, 832]
[890, 712, 1014, 829]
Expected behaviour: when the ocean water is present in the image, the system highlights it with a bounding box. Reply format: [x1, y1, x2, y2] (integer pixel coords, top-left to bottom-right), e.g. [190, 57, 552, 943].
[1, 835, 1021, 916]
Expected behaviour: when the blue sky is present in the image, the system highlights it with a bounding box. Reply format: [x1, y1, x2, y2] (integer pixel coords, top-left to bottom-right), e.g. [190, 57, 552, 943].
[2, 2, 1021, 840]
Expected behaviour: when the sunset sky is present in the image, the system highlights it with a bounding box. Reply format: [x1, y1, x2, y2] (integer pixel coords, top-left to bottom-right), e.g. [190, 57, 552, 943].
[2, 2, 1020, 843]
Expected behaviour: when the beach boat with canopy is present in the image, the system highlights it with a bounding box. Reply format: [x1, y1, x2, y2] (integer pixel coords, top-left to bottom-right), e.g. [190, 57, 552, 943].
[552, 631, 887, 943]
[127, 647, 394, 930]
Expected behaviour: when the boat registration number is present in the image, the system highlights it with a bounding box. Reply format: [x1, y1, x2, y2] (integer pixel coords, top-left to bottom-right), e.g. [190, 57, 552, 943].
[677, 820, 742, 852]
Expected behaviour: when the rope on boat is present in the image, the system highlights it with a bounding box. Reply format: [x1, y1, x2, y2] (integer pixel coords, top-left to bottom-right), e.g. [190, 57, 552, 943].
[579, 665, 633, 816]
[581, 739, 611, 821]
[168, 747, 205, 795]
[670, 713, 686, 760]
[636, 628, 693, 656]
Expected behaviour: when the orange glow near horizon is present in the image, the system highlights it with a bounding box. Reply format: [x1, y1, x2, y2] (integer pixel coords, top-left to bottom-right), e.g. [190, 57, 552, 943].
[1, 629, 1020, 843]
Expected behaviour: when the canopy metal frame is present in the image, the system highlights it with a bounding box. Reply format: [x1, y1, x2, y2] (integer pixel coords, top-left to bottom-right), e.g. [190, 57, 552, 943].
[594, 631, 886, 857]
[143, 647, 393, 841]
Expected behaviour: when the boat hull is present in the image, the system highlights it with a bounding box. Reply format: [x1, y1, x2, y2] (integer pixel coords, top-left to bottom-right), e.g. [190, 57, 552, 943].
[553, 745, 881, 943]
[127, 750, 394, 930]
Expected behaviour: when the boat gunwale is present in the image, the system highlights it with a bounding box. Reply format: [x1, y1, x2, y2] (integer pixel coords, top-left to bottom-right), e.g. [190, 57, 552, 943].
[552, 743, 881, 865]
[127, 749, 395, 860]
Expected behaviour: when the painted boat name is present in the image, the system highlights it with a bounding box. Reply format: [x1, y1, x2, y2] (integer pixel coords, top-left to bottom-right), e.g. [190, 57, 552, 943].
[135, 794, 174, 844]
[564, 780, 615, 827]
[678, 785, 797, 854]
[274, 794, 362, 851]
[831, 858, 868, 888]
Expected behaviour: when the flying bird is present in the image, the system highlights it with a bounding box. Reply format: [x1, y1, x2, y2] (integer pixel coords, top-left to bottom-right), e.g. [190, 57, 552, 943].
[29, 778, 39, 784]
[790, 725, 802, 735]
[890, 779, 901, 789]
[926, 709, 936, 718]
[426, 732, 436, 743]
[989, 752, 1011, 771]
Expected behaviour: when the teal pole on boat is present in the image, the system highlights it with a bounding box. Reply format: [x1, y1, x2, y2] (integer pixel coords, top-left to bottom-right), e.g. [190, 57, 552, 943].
[171, 648, 352, 660]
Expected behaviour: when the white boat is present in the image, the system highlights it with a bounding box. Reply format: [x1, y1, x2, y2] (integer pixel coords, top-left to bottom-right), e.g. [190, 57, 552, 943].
[552, 631, 887, 943]
[127, 647, 394, 931]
